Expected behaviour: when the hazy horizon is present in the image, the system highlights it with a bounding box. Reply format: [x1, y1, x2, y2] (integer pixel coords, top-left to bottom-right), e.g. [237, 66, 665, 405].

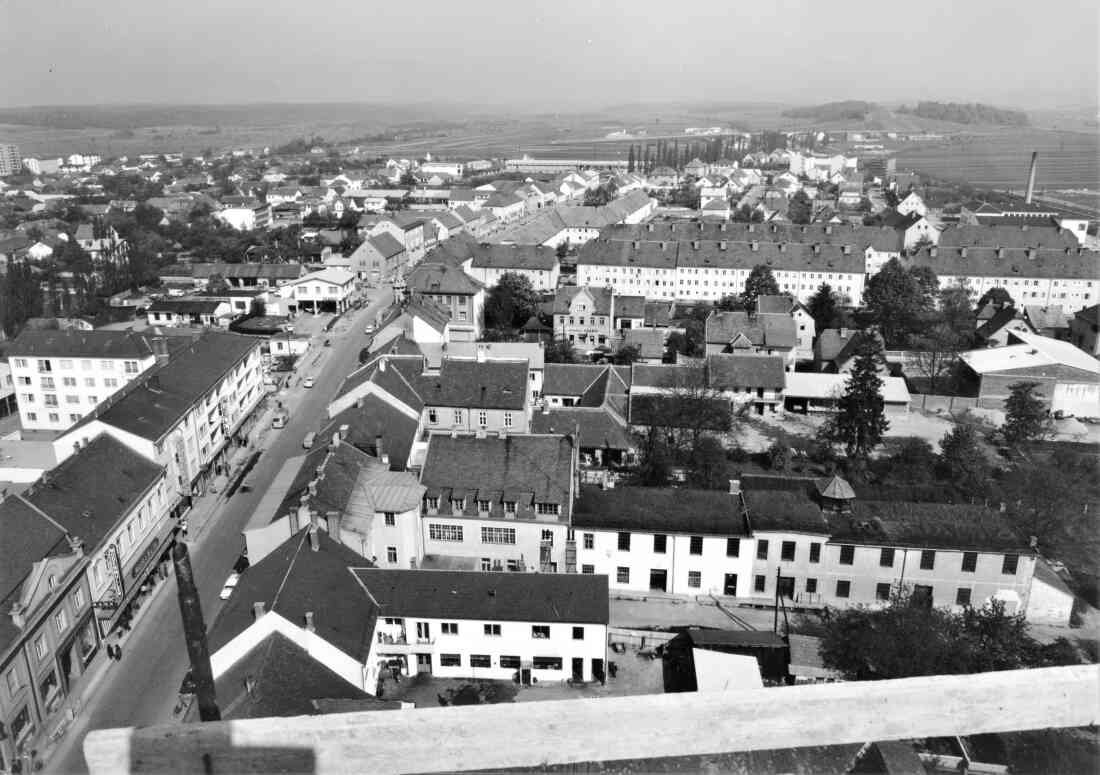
[2, 0, 1098, 111]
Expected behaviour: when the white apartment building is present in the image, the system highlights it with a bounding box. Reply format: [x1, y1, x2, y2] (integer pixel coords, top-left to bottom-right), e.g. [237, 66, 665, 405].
[275, 268, 357, 313]
[6, 330, 163, 432]
[53, 332, 265, 500]
[363, 569, 609, 683]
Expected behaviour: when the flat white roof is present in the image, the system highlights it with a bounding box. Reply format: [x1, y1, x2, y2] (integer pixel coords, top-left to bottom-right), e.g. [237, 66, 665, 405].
[784, 372, 911, 404]
[960, 330, 1100, 376]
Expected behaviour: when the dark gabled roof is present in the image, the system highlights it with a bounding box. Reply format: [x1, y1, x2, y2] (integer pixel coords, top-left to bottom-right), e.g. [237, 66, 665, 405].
[469, 244, 559, 271]
[333, 354, 426, 408]
[572, 485, 748, 536]
[976, 306, 1024, 340]
[706, 354, 786, 390]
[553, 286, 613, 316]
[406, 256, 484, 296]
[0, 497, 72, 652]
[622, 329, 667, 360]
[542, 364, 610, 398]
[705, 311, 796, 350]
[89, 331, 258, 442]
[216, 631, 370, 720]
[627, 393, 730, 430]
[420, 359, 528, 410]
[322, 396, 419, 471]
[755, 294, 796, 315]
[937, 223, 1080, 251]
[599, 220, 901, 253]
[367, 232, 405, 258]
[351, 568, 608, 625]
[273, 442, 367, 523]
[207, 527, 375, 659]
[614, 295, 646, 319]
[7, 329, 156, 359]
[830, 501, 1031, 554]
[739, 476, 833, 534]
[685, 628, 786, 649]
[902, 245, 1099, 281]
[531, 407, 633, 451]
[643, 301, 675, 327]
[25, 434, 164, 553]
[420, 434, 575, 520]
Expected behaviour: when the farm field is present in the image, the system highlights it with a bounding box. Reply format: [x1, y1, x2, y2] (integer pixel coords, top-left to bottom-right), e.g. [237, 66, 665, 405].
[895, 130, 1099, 189]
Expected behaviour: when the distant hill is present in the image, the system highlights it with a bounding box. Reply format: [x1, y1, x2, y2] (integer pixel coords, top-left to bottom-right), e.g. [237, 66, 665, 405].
[780, 101, 876, 122]
[897, 102, 1029, 126]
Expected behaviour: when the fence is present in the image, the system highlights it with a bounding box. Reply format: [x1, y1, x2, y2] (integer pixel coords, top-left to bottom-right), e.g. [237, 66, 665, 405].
[607, 627, 676, 651]
[911, 393, 979, 413]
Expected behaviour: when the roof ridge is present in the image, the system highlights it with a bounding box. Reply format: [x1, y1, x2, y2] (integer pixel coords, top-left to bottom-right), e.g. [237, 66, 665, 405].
[271, 529, 311, 611]
[13, 493, 73, 539]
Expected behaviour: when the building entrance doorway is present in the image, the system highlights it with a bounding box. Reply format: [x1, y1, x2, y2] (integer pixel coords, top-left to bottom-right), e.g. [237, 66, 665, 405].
[649, 569, 667, 592]
[723, 574, 738, 596]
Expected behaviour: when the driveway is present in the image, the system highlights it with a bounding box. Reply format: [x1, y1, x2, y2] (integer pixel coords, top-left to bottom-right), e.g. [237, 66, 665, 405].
[43, 287, 392, 775]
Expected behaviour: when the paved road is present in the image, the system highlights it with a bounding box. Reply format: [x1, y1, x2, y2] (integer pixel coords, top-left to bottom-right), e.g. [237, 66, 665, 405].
[46, 288, 392, 775]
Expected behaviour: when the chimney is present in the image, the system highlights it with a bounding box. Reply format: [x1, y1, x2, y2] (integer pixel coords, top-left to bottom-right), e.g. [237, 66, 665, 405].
[339, 424, 350, 439]
[67, 534, 84, 556]
[728, 479, 741, 495]
[304, 611, 316, 632]
[750, 241, 758, 252]
[1029, 535, 1038, 549]
[309, 525, 320, 551]
[327, 511, 341, 543]
[356, 398, 364, 409]
[376, 435, 389, 465]
[691, 240, 699, 249]
[152, 337, 170, 363]
[748, 223, 755, 233]
[812, 244, 821, 255]
[842, 244, 851, 255]
[1025, 151, 1038, 204]
[308, 479, 318, 496]
[778, 243, 786, 253]
[960, 247, 967, 258]
[330, 432, 340, 450]
[646, 222, 654, 232]
[825, 225, 833, 235]
[631, 240, 639, 249]
[289, 505, 304, 533]
[930, 246, 938, 258]
[659, 241, 666, 250]
[252, 601, 266, 620]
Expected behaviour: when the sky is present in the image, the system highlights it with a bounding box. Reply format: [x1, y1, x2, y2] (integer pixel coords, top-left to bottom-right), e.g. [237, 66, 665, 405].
[1, 0, 1097, 110]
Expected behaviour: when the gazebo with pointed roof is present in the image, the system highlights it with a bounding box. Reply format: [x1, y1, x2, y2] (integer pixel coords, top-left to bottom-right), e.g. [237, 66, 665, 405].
[816, 475, 856, 512]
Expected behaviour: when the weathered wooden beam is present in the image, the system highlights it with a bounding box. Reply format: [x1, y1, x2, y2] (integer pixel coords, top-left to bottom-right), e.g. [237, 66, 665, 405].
[84, 665, 1100, 775]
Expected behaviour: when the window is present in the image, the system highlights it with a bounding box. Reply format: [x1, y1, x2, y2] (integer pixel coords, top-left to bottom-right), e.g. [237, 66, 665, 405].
[1002, 554, 1019, 575]
[835, 580, 851, 598]
[504, 501, 516, 515]
[35, 634, 48, 661]
[756, 540, 769, 560]
[531, 625, 550, 639]
[481, 527, 516, 545]
[880, 548, 895, 567]
[386, 546, 398, 563]
[384, 512, 396, 526]
[500, 655, 521, 669]
[533, 657, 562, 671]
[685, 535, 703, 555]
[809, 542, 821, 563]
[44, 393, 58, 406]
[481, 558, 492, 572]
[429, 524, 463, 542]
[62, 377, 76, 387]
[839, 545, 855, 565]
[572, 626, 585, 640]
[73, 586, 85, 610]
[781, 541, 796, 561]
[583, 533, 594, 549]
[617, 532, 631, 551]
[441, 622, 458, 635]
[582, 564, 595, 574]
[956, 587, 973, 606]
[754, 575, 766, 593]
[450, 497, 465, 512]
[726, 538, 740, 557]
[536, 503, 559, 516]
[806, 578, 818, 594]
[13, 358, 27, 368]
[26, 412, 36, 422]
[52, 608, 68, 634]
[439, 654, 461, 667]
[920, 550, 936, 570]
[124, 360, 139, 374]
[687, 571, 702, 588]
[453, 410, 463, 425]
[477, 499, 490, 513]
[961, 552, 978, 573]
[875, 583, 891, 601]
[504, 412, 513, 428]
[104, 378, 118, 388]
[616, 567, 630, 583]
[470, 654, 491, 668]
[477, 410, 487, 427]
[428, 409, 438, 424]
[484, 624, 501, 637]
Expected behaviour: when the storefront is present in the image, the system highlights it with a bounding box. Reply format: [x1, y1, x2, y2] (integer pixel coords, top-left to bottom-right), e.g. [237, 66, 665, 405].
[93, 522, 182, 639]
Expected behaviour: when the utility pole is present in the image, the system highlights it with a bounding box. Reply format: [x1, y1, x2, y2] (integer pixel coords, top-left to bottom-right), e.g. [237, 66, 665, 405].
[173, 542, 221, 722]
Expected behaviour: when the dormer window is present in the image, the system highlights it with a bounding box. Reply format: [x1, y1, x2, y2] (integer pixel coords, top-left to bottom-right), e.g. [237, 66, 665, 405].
[536, 503, 559, 516]
[504, 501, 516, 515]
[477, 499, 490, 513]
[426, 497, 439, 510]
[451, 498, 466, 512]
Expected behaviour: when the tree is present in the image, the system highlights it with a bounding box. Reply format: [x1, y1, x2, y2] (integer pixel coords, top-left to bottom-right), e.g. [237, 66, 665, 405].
[664, 319, 705, 361]
[938, 282, 974, 338]
[687, 435, 729, 489]
[911, 323, 965, 393]
[543, 338, 576, 364]
[937, 424, 990, 496]
[817, 591, 1071, 682]
[555, 239, 570, 260]
[820, 337, 889, 460]
[766, 441, 791, 472]
[740, 264, 780, 312]
[978, 287, 1014, 310]
[399, 171, 417, 187]
[863, 258, 937, 346]
[1002, 382, 1052, 445]
[715, 293, 746, 312]
[787, 190, 812, 225]
[484, 272, 539, 330]
[613, 344, 641, 365]
[883, 189, 900, 208]
[627, 144, 635, 173]
[807, 283, 841, 330]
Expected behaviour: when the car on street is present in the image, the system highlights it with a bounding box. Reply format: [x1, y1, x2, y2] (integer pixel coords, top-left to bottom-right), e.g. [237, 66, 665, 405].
[303, 377, 315, 388]
[219, 573, 240, 600]
[364, 324, 376, 335]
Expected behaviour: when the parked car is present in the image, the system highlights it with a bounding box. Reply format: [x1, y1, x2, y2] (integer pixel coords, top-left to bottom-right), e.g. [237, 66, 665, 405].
[365, 324, 376, 335]
[219, 573, 240, 600]
[304, 377, 315, 388]
[303, 431, 317, 449]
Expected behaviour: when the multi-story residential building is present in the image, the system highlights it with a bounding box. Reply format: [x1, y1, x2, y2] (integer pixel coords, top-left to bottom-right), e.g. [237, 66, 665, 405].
[216, 201, 270, 231]
[0, 496, 98, 772]
[363, 569, 608, 683]
[369, 216, 426, 266]
[420, 359, 531, 435]
[0, 143, 20, 176]
[464, 244, 560, 292]
[0, 362, 14, 418]
[6, 330, 165, 432]
[404, 254, 485, 341]
[756, 295, 815, 360]
[53, 331, 265, 500]
[553, 287, 615, 350]
[275, 268, 356, 313]
[573, 486, 754, 596]
[419, 161, 464, 178]
[418, 434, 577, 573]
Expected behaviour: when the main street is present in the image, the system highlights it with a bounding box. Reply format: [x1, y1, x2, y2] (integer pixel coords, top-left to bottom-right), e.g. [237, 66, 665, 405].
[45, 287, 392, 775]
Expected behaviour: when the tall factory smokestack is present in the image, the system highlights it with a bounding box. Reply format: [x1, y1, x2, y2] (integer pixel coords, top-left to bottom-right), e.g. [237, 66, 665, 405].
[173, 542, 221, 722]
[1025, 151, 1038, 204]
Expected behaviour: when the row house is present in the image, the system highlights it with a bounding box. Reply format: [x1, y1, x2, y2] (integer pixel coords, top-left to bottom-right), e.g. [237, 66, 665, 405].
[53, 331, 265, 502]
[5, 330, 165, 433]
